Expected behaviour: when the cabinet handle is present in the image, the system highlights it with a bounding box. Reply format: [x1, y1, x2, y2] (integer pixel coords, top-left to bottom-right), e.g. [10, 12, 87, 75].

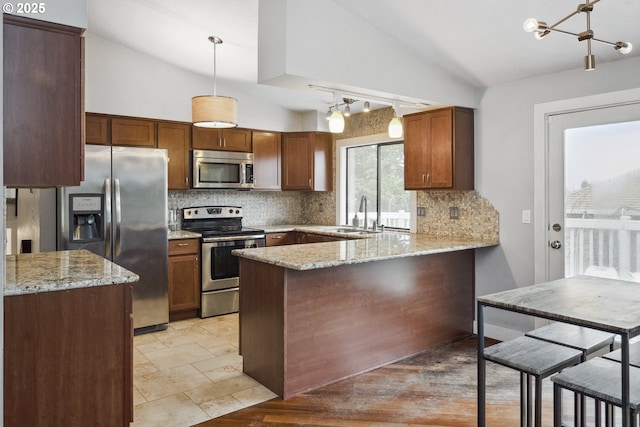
[272, 236, 283, 239]
[222, 138, 226, 148]
[177, 243, 189, 247]
[427, 174, 431, 185]
[422, 174, 426, 185]
[308, 178, 312, 188]
[185, 176, 189, 187]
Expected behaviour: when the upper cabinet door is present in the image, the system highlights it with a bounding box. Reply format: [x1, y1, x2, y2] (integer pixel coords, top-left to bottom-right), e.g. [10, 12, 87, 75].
[403, 107, 474, 190]
[86, 113, 110, 145]
[111, 118, 156, 147]
[281, 132, 333, 191]
[158, 122, 191, 190]
[252, 131, 282, 190]
[3, 15, 84, 187]
[192, 127, 252, 152]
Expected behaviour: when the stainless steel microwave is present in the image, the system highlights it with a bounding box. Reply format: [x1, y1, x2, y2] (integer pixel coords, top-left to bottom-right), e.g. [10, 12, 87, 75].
[192, 150, 254, 189]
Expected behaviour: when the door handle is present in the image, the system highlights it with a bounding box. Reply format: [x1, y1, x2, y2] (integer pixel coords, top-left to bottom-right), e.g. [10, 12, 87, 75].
[114, 178, 122, 256]
[550, 240, 562, 249]
[104, 178, 111, 258]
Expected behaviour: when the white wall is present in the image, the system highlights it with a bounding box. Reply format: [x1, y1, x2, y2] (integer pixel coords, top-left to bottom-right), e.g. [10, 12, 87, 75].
[475, 56, 640, 337]
[85, 33, 302, 131]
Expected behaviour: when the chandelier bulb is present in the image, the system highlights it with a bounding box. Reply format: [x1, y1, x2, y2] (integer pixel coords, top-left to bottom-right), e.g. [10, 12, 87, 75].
[363, 101, 371, 112]
[523, 18, 539, 33]
[615, 42, 633, 55]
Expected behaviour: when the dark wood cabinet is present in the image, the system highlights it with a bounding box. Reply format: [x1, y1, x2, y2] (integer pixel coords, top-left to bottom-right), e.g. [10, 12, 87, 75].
[168, 238, 201, 321]
[266, 232, 295, 246]
[4, 284, 133, 426]
[3, 15, 84, 187]
[192, 127, 252, 152]
[294, 232, 345, 243]
[253, 131, 282, 190]
[158, 122, 191, 190]
[403, 107, 474, 190]
[282, 132, 332, 191]
[112, 117, 156, 147]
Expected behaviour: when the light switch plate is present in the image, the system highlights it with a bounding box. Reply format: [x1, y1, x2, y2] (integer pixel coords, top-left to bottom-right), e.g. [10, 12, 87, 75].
[522, 209, 531, 224]
[417, 207, 426, 217]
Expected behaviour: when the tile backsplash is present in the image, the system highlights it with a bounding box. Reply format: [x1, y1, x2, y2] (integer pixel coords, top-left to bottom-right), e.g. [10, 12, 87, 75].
[169, 190, 335, 227]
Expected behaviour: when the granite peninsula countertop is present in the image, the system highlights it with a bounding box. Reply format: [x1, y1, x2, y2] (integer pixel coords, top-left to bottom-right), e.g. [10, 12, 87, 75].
[5, 250, 139, 296]
[234, 226, 499, 270]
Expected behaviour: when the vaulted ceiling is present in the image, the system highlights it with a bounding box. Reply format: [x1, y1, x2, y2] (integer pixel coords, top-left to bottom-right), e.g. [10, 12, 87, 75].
[87, 0, 640, 114]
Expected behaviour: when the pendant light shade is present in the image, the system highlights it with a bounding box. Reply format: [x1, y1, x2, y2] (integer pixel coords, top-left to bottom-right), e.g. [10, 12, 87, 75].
[192, 36, 238, 128]
[329, 109, 345, 133]
[388, 117, 403, 138]
[192, 95, 238, 128]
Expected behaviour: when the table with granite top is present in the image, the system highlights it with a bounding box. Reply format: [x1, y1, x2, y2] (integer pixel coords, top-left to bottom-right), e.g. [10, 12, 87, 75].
[4, 249, 139, 426]
[477, 275, 640, 427]
[233, 230, 498, 398]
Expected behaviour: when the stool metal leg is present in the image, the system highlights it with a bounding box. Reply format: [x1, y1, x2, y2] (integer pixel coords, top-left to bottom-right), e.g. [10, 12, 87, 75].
[535, 374, 543, 427]
[521, 372, 527, 427]
[554, 382, 562, 427]
[596, 399, 602, 427]
[528, 374, 533, 427]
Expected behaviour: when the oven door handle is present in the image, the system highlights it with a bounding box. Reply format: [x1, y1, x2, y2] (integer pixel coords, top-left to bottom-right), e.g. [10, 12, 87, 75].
[202, 234, 266, 243]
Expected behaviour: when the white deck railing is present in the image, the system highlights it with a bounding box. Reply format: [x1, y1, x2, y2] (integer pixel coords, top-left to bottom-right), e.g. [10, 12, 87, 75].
[565, 216, 640, 281]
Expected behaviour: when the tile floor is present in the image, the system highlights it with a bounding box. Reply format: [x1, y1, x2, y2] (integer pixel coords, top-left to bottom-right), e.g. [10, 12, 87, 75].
[131, 314, 277, 427]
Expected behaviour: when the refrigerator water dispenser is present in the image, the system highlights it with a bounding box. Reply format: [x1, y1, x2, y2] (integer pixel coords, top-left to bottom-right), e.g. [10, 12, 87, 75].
[69, 194, 103, 243]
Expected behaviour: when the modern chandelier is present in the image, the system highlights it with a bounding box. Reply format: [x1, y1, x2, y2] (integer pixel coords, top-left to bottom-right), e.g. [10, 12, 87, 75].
[192, 36, 238, 128]
[523, 0, 633, 71]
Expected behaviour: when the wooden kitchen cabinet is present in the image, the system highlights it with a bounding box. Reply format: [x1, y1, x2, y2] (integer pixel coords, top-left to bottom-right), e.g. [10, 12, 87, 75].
[295, 232, 345, 243]
[86, 113, 111, 145]
[282, 132, 333, 191]
[192, 127, 252, 152]
[158, 122, 191, 190]
[3, 15, 84, 187]
[266, 232, 295, 246]
[253, 131, 282, 190]
[168, 238, 201, 321]
[4, 284, 133, 426]
[403, 106, 474, 190]
[112, 117, 156, 147]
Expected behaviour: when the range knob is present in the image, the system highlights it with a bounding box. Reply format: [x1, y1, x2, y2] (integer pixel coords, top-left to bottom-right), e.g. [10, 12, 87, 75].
[235, 209, 240, 214]
[194, 210, 199, 215]
[229, 209, 234, 214]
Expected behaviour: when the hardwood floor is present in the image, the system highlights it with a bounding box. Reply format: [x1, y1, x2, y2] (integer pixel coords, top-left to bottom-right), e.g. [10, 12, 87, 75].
[194, 336, 560, 427]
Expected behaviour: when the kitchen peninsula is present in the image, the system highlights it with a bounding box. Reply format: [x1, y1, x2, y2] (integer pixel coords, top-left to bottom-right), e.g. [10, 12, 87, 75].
[4, 250, 139, 426]
[234, 229, 498, 398]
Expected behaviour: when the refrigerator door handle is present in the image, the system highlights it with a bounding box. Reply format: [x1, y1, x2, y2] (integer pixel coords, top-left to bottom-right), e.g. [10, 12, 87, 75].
[104, 178, 112, 258]
[114, 178, 122, 256]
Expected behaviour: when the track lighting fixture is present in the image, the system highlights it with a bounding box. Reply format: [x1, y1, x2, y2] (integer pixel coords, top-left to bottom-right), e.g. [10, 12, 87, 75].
[523, 0, 633, 71]
[363, 101, 370, 113]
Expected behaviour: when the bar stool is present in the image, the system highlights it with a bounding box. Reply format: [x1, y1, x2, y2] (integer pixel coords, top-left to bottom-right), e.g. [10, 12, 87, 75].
[602, 341, 640, 367]
[484, 335, 583, 427]
[526, 322, 616, 426]
[551, 357, 640, 427]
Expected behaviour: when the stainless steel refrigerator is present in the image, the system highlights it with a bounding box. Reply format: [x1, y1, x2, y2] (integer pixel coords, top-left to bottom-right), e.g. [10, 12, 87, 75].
[58, 144, 169, 333]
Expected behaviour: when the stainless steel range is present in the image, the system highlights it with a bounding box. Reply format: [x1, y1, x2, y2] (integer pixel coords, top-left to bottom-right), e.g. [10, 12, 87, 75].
[181, 206, 265, 318]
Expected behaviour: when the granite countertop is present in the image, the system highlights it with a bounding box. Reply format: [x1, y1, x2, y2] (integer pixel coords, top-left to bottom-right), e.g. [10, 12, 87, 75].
[168, 230, 202, 240]
[5, 250, 140, 296]
[234, 226, 498, 270]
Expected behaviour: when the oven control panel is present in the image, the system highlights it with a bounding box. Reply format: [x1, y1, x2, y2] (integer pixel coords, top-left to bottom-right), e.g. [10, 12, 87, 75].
[183, 206, 242, 220]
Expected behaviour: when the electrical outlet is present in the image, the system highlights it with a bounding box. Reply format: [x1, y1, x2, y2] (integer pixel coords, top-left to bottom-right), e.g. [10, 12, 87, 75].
[522, 209, 531, 224]
[417, 206, 426, 217]
[449, 207, 459, 220]
[319, 203, 324, 213]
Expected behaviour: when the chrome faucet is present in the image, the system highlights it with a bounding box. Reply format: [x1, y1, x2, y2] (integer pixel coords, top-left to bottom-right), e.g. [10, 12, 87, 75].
[359, 195, 368, 230]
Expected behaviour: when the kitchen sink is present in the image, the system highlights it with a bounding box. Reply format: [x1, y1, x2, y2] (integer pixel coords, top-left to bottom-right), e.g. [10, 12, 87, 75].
[332, 227, 380, 234]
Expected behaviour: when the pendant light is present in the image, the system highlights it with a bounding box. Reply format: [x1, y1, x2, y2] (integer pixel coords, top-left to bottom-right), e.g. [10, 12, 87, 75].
[523, 0, 633, 71]
[388, 104, 403, 138]
[192, 36, 238, 128]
